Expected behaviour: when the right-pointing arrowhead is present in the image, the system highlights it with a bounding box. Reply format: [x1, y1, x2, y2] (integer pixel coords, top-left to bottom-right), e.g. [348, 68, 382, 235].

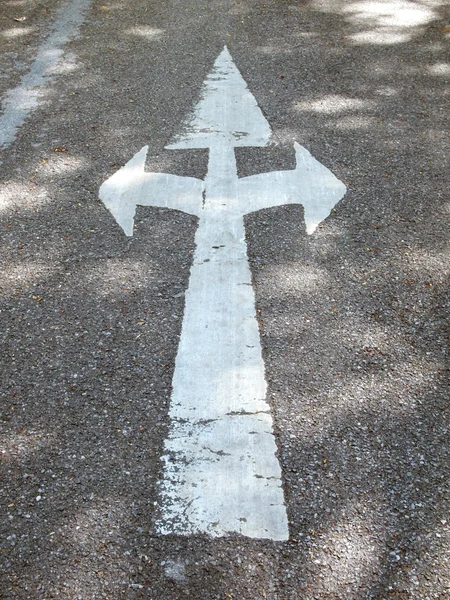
[293, 142, 346, 235]
[238, 142, 346, 234]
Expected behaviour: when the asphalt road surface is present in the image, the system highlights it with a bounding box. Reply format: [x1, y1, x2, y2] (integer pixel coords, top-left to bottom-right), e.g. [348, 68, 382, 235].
[1, 1, 449, 598]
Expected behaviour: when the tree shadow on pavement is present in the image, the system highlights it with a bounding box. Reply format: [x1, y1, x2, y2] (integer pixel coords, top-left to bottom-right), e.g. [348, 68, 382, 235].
[1, 0, 448, 598]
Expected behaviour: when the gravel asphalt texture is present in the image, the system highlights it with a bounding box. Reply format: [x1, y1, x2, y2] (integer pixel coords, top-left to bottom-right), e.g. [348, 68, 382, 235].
[1, 0, 449, 598]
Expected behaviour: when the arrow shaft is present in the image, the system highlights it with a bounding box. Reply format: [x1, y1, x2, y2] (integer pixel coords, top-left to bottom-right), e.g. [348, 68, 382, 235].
[172, 214, 263, 410]
[204, 144, 238, 209]
[156, 146, 288, 540]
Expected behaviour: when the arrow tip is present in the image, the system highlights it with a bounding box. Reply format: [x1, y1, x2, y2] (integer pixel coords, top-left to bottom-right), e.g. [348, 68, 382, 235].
[167, 47, 271, 149]
[124, 145, 148, 170]
[293, 142, 346, 235]
[99, 145, 149, 237]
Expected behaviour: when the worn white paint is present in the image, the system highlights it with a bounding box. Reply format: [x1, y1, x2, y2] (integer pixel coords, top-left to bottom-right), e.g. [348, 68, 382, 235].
[167, 47, 271, 149]
[0, 0, 92, 152]
[99, 46, 346, 540]
[157, 137, 289, 539]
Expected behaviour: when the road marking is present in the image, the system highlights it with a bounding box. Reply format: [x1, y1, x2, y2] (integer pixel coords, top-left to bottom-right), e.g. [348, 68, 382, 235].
[100, 47, 346, 540]
[0, 0, 92, 153]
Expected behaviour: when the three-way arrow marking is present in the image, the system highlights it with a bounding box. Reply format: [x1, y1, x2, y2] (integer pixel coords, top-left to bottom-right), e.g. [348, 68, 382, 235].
[100, 47, 346, 540]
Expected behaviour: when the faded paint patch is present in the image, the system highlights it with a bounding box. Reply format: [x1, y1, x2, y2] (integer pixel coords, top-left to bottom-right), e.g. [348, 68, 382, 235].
[0, 0, 93, 152]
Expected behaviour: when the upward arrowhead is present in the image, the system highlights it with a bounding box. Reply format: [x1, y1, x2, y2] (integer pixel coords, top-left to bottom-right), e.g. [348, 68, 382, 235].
[167, 46, 271, 150]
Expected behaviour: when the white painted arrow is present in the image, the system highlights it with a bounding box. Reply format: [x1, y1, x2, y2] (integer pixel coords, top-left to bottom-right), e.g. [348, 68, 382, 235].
[99, 47, 346, 541]
[99, 146, 204, 235]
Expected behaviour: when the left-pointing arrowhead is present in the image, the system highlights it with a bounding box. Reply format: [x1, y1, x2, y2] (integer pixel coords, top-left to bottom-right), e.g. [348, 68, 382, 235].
[99, 146, 149, 236]
[99, 146, 204, 236]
